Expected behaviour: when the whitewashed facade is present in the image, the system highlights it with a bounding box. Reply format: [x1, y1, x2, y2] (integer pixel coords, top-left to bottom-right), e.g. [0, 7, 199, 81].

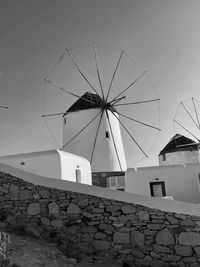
[125, 163, 200, 203]
[0, 150, 92, 185]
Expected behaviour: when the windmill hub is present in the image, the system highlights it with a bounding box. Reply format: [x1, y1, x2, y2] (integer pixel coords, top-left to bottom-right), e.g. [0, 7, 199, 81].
[102, 101, 112, 110]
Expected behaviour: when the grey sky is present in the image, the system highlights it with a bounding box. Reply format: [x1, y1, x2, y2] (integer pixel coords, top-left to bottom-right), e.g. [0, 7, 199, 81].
[0, 0, 200, 167]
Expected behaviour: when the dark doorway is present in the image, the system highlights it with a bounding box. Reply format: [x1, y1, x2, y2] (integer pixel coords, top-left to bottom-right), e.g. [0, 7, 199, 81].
[150, 181, 166, 197]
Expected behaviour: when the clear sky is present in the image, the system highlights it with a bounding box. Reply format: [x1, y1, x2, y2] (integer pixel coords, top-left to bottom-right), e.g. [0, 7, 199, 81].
[0, 0, 200, 167]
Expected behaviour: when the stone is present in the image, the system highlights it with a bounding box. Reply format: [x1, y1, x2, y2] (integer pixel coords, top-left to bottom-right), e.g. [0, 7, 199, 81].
[153, 244, 172, 253]
[182, 257, 197, 263]
[139, 211, 149, 221]
[126, 214, 137, 221]
[156, 228, 174, 245]
[131, 231, 144, 247]
[98, 223, 114, 232]
[39, 189, 50, 199]
[150, 260, 167, 267]
[119, 227, 135, 233]
[95, 232, 107, 239]
[41, 217, 50, 226]
[30, 258, 44, 265]
[67, 203, 80, 214]
[51, 219, 63, 228]
[175, 245, 193, 256]
[179, 232, 200, 246]
[113, 232, 130, 244]
[162, 255, 181, 262]
[92, 208, 104, 213]
[166, 215, 179, 225]
[144, 255, 152, 262]
[65, 258, 78, 265]
[109, 216, 118, 222]
[92, 240, 110, 250]
[33, 193, 40, 200]
[147, 224, 162, 230]
[150, 251, 161, 259]
[132, 248, 144, 259]
[0, 186, 8, 194]
[175, 214, 186, 220]
[106, 205, 121, 212]
[113, 222, 125, 227]
[135, 258, 150, 266]
[27, 203, 40, 216]
[194, 246, 200, 255]
[77, 199, 88, 207]
[10, 184, 19, 194]
[189, 263, 200, 267]
[25, 223, 41, 238]
[81, 226, 97, 233]
[121, 205, 136, 214]
[20, 190, 32, 200]
[48, 202, 59, 215]
[124, 254, 136, 267]
[181, 219, 195, 226]
[118, 215, 129, 223]
[144, 229, 157, 236]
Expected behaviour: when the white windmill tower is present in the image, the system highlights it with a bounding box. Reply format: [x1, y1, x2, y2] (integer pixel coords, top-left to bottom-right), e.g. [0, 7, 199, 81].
[42, 43, 160, 172]
[62, 91, 127, 171]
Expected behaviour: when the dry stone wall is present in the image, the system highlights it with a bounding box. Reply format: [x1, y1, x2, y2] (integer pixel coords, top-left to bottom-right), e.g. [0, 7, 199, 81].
[92, 171, 125, 187]
[1, 171, 200, 266]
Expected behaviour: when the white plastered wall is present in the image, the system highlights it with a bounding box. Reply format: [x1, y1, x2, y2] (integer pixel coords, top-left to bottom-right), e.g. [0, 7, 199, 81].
[159, 150, 200, 166]
[125, 163, 200, 203]
[0, 150, 92, 185]
[0, 151, 61, 179]
[58, 150, 92, 184]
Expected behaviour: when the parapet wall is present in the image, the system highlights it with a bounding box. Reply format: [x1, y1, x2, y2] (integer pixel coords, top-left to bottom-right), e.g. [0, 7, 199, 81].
[1, 166, 200, 266]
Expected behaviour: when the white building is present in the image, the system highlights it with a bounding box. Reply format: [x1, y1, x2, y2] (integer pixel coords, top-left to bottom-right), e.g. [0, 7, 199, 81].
[159, 134, 199, 165]
[63, 92, 127, 172]
[0, 150, 92, 185]
[125, 134, 200, 203]
[125, 163, 200, 203]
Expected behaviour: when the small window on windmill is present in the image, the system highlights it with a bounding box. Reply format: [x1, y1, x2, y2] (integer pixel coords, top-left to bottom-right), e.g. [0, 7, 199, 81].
[198, 173, 200, 184]
[162, 154, 166, 161]
[64, 117, 66, 125]
[105, 131, 110, 138]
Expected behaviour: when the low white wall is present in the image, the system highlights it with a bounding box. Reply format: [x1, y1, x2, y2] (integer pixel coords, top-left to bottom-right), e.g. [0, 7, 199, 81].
[1, 162, 200, 216]
[159, 150, 199, 166]
[126, 163, 200, 203]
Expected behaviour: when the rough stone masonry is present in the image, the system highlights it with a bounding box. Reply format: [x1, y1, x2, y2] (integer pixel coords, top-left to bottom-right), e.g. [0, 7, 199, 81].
[1, 171, 200, 266]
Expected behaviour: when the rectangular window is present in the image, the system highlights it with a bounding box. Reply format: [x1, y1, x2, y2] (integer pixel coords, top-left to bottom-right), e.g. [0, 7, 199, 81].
[162, 154, 166, 161]
[150, 181, 166, 197]
[105, 131, 110, 138]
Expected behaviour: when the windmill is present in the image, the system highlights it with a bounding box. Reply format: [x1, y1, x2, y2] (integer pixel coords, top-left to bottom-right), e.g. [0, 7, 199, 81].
[173, 97, 200, 144]
[173, 97, 200, 163]
[42, 43, 161, 171]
